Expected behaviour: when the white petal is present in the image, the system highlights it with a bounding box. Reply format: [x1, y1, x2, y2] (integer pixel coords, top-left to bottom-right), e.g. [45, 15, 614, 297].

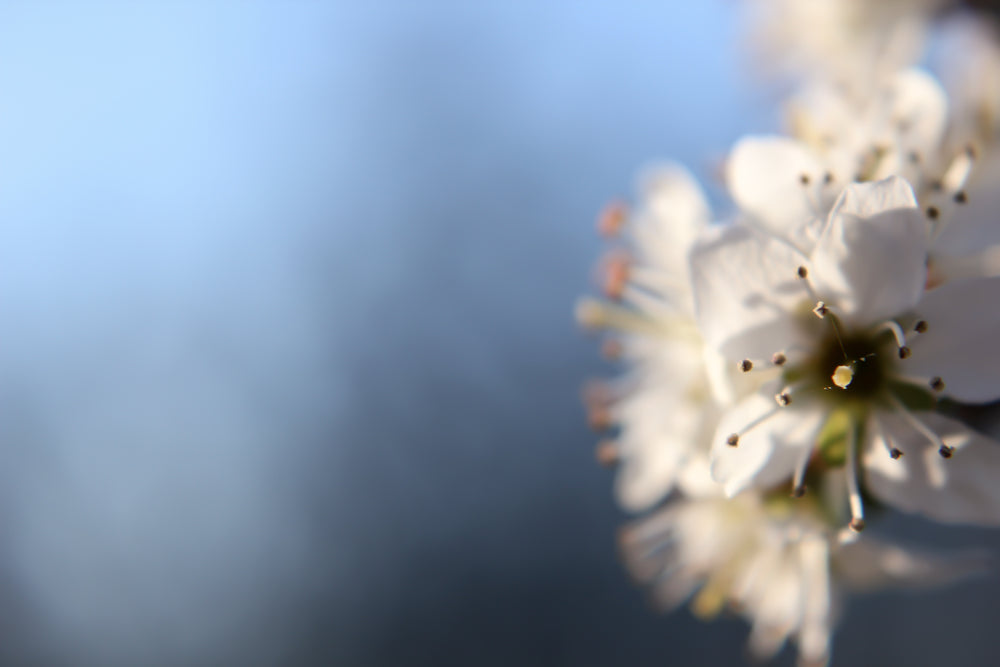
[614, 436, 686, 512]
[836, 537, 990, 591]
[690, 224, 810, 361]
[727, 136, 826, 253]
[810, 176, 928, 326]
[908, 276, 1000, 403]
[710, 392, 824, 497]
[865, 412, 1000, 526]
[884, 68, 948, 159]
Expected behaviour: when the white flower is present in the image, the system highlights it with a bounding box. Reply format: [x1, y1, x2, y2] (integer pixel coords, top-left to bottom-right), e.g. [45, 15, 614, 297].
[619, 492, 987, 666]
[692, 175, 1000, 529]
[578, 164, 763, 510]
[744, 0, 942, 90]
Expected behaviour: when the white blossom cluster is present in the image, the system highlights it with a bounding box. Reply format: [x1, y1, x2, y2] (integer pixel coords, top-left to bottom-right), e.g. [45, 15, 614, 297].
[578, 2, 1000, 664]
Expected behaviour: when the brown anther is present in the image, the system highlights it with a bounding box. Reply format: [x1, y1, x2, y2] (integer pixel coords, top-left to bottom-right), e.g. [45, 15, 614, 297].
[890, 448, 904, 460]
[966, 144, 978, 159]
[799, 173, 811, 185]
[775, 392, 792, 407]
[812, 301, 829, 318]
[771, 352, 787, 366]
[914, 320, 928, 333]
[603, 254, 630, 300]
[939, 445, 955, 459]
[601, 339, 623, 360]
[597, 201, 628, 237]
[954, 191, 968, 204]
[929, 377, 945, 392]
[739, 359, 753, 373]
[908, 151, 920, 164]
[898, 346, 912, 360]
[930, 180, 944, 192]
[595, 441, 619, 467]
[797, 266, 809, 279]
[587, 407, 613, 432]
[823, 172, 833, 184]
[926, 206, 940, 220]
[790, 485, 806, 499]
[849, 518, 866, 532]
[726, 434, 740, 447]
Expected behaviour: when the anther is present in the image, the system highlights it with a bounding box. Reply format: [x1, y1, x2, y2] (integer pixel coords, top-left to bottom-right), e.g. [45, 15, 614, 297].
[797, 266, 809, 279]
[898, 346, 912, 359]
[739, 359, 754, 373]
[775, 391, 792, 407]
[790, 484, 806, 498]
[890, 448, 903, 459]
[954, 191, 968, 204]
[914, 320, 928, 333]
[845, 423, 865, 533]
[926, 206, 940, 220]
[771, 352, 787, 366]
[602, 254, 630, 300]
[597, 201, 628, 237]
[849, 518, 866, 532]
[726, 434, 739, 447]
[595, 441, 618, 467]
[907, 151, 920, 164]
[812, 301, 829, 318]
[587, 406, 613, 432]
[601, 339, 623, 360]
[799, 173, 811, 185]
[966, 144, 977, 159]
[939, 445, 955, 459]
[823, 172, 833, 184]
[929, 377, 945, 392]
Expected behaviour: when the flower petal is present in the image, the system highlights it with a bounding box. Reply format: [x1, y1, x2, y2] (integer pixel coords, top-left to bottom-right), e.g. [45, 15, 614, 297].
[810, 176, 928, 326]
[710, 392, 824, 497]
[690, 224, 810, 361]
[727, 135, 826, 253]
[908, 275, 1000, 403]
[865, 412, 1000, 526]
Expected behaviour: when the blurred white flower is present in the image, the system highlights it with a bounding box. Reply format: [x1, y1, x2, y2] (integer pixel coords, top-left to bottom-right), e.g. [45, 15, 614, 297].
[578, 165, 764, 511]
[729, 68, 1000, 284]
[693, 175, 1000, 529]
[620, 492, 988, 666]
[745, 0, 942, 90]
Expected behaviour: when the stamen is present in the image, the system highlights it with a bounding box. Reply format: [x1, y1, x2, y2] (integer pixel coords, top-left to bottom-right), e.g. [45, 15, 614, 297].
[790, 445, 812, 498]
[929, 377, 945, 392]
[874, 319, 907, 348]
[898, 346, 912, 359]
[774, 390, 792, 407]
[926, 206, 940, 220]
[739, 359, 754, 373]
[888, 394, 954, 458]
[771, 351, 787, 366]
[595, 441, 618, 467]
[601, 339, 624, 360]
[913, 320, 928, 334]
[845, 424, 865, 532]
[954, 191, 968, 204]
[597, 201, 628, 237]
[812, 301, 829, 318]
[602, 253, 630, 300]
[725, 404, 782, 447]
[799, 173, 811, 185]
[872, 415, 903, 460]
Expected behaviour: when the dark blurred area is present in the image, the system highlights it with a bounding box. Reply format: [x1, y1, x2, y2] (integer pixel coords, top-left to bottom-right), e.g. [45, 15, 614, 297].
[2, 2, 1000, 666]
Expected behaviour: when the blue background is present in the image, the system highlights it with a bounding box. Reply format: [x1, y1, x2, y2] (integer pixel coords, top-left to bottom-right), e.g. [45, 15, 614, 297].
[0, 2, 997, 665]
